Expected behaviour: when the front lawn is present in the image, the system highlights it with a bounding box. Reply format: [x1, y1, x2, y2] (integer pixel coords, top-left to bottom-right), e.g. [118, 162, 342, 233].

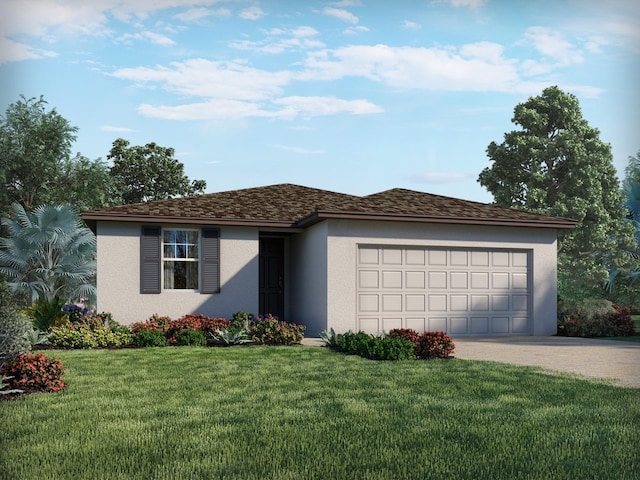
[2, 347, 638, 479]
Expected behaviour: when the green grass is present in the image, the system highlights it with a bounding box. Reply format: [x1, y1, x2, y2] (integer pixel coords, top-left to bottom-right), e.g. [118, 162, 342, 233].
[2, 347, 639, 480]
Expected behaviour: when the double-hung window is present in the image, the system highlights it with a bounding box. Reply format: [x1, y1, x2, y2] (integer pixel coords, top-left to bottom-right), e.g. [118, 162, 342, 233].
[163, 229, 199, 290]
[141, 226, 220, 294]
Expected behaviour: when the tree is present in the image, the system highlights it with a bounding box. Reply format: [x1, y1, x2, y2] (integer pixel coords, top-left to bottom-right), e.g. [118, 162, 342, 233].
[478, 86, 636, 302]
[0, 95, 114, 215]
[0, 203, 96, 303]
[108, 138, 206, 204]
[622, 150, 640, 190]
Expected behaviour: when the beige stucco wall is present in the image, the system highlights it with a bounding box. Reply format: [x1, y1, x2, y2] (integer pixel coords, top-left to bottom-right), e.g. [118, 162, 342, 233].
[96, 222, 259, 324]
[289, 222, 328, 336]
[324, 219, 559, 336]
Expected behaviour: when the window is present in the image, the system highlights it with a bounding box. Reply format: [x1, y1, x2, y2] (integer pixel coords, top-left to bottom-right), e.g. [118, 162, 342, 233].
[140, 226, 219, 294]
[163, 229, 199, 289]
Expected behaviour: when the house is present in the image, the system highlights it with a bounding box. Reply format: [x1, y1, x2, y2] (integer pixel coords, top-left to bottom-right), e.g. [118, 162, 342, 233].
[82, 183, 576, 336]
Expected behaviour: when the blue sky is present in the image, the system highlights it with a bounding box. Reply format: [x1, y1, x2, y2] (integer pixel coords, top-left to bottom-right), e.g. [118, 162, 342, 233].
[1, 0, 638, 203]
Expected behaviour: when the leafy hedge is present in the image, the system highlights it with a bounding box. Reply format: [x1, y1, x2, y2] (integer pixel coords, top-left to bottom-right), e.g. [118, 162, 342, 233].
[558, 304, 636, 337]
[248, 315, 305, 345]
[131, 314, 229, 345]
[48, 313, 133, 348]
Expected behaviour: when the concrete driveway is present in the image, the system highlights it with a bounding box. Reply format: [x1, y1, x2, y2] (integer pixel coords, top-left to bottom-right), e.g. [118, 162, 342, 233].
[452, 336, 640, 388]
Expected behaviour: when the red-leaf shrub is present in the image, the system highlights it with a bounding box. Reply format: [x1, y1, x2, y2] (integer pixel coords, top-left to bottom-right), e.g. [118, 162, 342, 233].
[414, 331, 455, 359]
[2, 353, 65, 392]
[131, 314, 229, 345]
[558, 304, 636, 337]
[249, 314, 305, 345]
[389, 328, 420, 345]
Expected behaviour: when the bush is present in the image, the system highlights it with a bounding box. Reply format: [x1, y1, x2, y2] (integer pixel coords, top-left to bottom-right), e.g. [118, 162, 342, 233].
[249, 315, 305, 345]
[48, 314, 133, 348]
[175, 329, 207, 346]
[132, 314, 229, 345]
[415, 331, 455, 359]
[2, 353, 65, 393]
[134, 329, 167, 347]
[0, 307, 34, 364]
[230, 312, 254, 332]
[336, 331, 415, 360]
[389, 328, 421, 346]
[558, 304, 636, 337]
[319, 328, 340, 349]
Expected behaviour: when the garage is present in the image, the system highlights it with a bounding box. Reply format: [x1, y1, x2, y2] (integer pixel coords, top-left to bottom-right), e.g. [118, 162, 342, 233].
[357, 245, 531, 336]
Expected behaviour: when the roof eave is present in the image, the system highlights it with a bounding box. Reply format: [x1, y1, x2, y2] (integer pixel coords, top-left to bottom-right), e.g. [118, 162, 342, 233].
[81, 212, 296, 228]
[295, 211, 577, 229]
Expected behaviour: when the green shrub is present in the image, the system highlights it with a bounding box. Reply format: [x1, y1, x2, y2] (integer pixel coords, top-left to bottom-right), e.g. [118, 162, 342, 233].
[230, 311, 254, 331]
[0, 307, 34, 364]
[175, 329, 206, 346]
[2, 353, 65, 392]
[131, 314, 229, 345]
[48, 314, 133, 349]
[249, 315, 305, 345]
[336, 331, 414, 360]
[134, 329, 167, 347]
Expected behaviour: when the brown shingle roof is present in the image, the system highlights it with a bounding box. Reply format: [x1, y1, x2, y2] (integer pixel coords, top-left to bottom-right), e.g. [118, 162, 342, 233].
[82, 183, 576, 229]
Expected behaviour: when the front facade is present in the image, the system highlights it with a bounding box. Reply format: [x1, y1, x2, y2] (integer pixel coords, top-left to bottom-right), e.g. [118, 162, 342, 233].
[83, 184, 575, 336]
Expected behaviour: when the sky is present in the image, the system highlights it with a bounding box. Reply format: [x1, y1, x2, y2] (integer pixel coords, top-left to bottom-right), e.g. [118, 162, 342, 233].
[0, 0, 638, 203]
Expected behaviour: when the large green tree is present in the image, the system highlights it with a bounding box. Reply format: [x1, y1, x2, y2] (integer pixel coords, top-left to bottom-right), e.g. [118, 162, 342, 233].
[478, 86, 636, 302]
[0, 95, 114, 215]
[108, 138, 206, 204]
[0, 203, 96, 303]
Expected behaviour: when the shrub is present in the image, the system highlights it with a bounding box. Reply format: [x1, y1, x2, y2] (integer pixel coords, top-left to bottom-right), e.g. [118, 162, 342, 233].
[0, 307, 34, 364]
[2, 353, 65, 393]
[1, 376, 23, 396]
[48, 314, 133, 348]
[134, 329, 167, 347]
[175, 329, 207, 346]
[336, 331, 415, 360]
[558, 304, 636, 337]
[389, 328, 420, 346]
[62, 302, 91, 323]
[415, 331, 455, 359]
[249, 315, 305, 345]
[130, 314, 173, 335]
[230, 311, 254, 332]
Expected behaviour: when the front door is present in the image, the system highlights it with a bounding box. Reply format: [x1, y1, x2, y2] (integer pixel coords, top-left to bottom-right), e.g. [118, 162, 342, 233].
[259, 237, 284, 319]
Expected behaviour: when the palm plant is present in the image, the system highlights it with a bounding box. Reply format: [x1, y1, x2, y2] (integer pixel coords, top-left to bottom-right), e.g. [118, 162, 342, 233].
[607, 181, 640, 292]
[0, 203, 96, 303]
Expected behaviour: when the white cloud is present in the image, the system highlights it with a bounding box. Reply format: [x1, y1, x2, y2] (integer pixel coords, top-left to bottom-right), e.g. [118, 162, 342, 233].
[299, 43, 523, 92]
[117, 31, 175, 46]
[137, 95, 382, 121]
[323, 7, 359, 24]
[330, 0, 362, 6]
[408, 172, 475, 184]
[174, 7, 231, 22]
[110, 59, 291, 101]
[344, 25, 369, 35]
[272, 144, 325, 155]
[272, 96, 383, 119]
[229, 26, 324, 54]
[0, 37, 56, 63]
[402, 20, 420, 30]
[239, 6, 265, 20]
[522, 27, 583, 65]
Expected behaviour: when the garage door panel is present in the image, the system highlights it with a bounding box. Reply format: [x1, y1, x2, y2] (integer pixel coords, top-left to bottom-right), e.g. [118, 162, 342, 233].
[358, 246, 531, 336]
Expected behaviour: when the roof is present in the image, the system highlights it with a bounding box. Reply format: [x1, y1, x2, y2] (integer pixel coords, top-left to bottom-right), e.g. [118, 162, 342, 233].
[81, 183, 577, 229]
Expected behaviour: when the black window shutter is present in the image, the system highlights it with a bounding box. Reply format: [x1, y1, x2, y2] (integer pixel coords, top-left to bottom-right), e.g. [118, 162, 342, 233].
[141, 226, 161, 294]
[201, 228, 220, 294]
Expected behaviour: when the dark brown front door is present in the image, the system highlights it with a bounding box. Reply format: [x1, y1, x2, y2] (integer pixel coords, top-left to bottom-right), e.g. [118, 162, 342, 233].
[259, 237, 284, 319]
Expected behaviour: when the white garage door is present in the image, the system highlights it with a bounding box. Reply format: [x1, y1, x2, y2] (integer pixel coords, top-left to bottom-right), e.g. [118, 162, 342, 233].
[357, 246, 531, 336]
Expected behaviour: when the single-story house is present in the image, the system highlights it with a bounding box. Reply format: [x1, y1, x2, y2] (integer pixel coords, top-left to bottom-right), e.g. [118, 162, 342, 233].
[82, 183, 576, 336]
